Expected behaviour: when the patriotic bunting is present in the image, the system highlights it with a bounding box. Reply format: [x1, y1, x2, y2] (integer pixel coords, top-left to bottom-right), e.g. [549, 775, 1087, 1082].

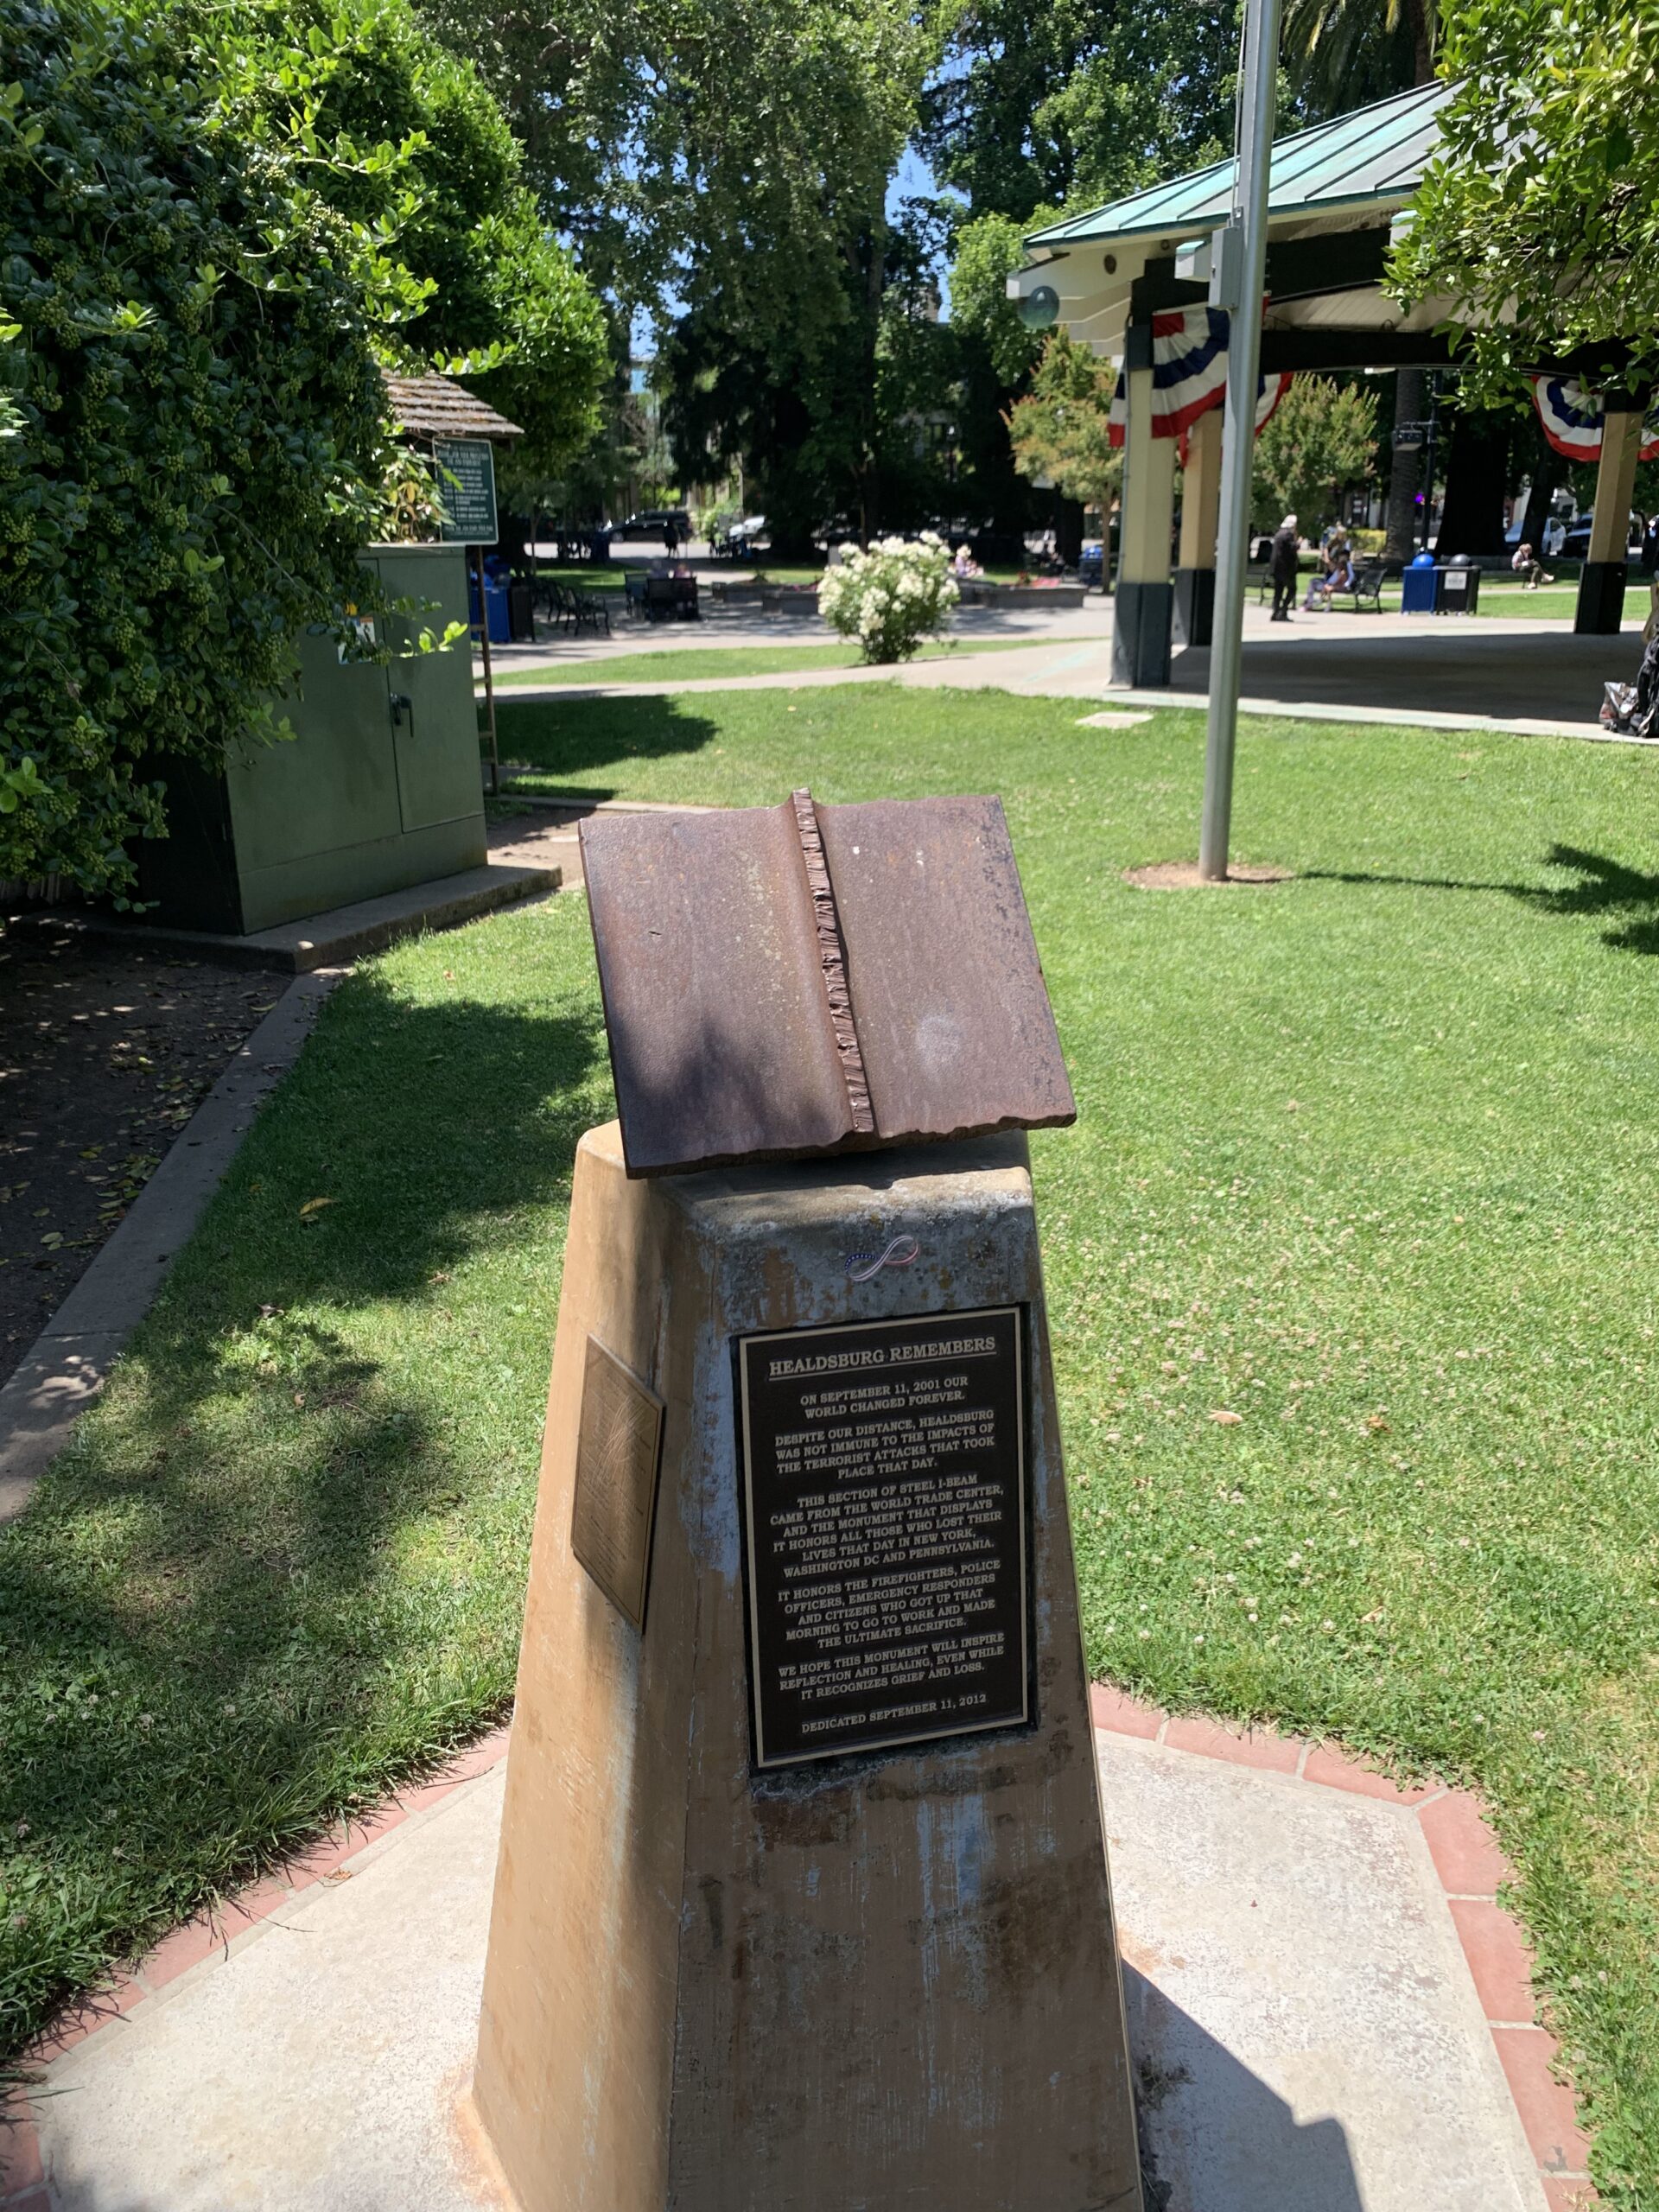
[1530, 375, 1659, 463]
[1108, 308, 1293, 448]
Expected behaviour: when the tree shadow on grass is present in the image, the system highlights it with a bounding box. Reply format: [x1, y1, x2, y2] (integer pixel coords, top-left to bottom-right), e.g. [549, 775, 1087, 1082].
[493, 691, 721, 795]
[1304, 843, 1659, 954]
[0, 976, 610, 2070]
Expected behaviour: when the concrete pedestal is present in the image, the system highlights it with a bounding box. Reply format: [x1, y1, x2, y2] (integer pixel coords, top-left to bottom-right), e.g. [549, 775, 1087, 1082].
[1573, 558, 1627, 635]
[1173, 566, 1216, 649]
[1110, 580, 1173, 687]
[473, 1122, 1141, 2212]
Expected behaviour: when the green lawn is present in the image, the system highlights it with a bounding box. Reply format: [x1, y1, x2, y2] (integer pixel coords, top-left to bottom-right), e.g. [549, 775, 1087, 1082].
[489, 636, 1033, 691]
[4, 685, 1659, 2201]
[535, 563, 626, 593]
[1474, 579, 1586, 620]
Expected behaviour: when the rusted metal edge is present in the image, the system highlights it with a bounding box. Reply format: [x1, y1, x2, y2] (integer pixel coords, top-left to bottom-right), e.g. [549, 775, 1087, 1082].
[791, 788, 876, 1135]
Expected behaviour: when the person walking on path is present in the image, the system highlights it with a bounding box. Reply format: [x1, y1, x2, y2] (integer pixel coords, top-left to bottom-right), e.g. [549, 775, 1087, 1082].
[1270, 515, 1300, 621]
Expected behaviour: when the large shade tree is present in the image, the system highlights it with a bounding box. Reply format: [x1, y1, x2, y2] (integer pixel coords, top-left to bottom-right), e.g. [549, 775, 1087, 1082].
[1281, 0, 1437, 556]
[415, 0, 936, 543]
[1252, 375, 1378, 536]
[934, 0, 1236, 553]
[1396, 0, 1659, 388]
[1005, 333, 1121, 513]
[427, 0, 1253, 544]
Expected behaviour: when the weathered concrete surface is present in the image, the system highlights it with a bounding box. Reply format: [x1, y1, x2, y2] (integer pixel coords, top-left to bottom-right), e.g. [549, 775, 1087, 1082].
[24, 1720, 1556, 2212]
[474, 1122, 1142, 2212]
[28, 861, 560, 974]
[1100, 1734, 1547, 2212]
[35, 1769, 512, 2212]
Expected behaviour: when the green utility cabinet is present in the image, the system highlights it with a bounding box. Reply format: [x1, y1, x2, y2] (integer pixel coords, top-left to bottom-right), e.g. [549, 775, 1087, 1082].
[138, 546, 486, 934]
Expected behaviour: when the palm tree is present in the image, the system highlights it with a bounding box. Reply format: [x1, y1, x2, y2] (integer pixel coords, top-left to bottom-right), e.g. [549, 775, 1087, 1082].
[1281, 0, 1436, 118]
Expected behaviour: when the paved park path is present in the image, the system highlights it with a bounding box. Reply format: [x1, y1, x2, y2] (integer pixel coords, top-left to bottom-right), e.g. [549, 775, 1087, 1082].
[486, 604, 1649, 741]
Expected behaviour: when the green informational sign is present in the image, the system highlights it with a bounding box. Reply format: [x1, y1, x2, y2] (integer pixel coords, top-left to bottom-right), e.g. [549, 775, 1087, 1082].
[434, 436, 499, 546]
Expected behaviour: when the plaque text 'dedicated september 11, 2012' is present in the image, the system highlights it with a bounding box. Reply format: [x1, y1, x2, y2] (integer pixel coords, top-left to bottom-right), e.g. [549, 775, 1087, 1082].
[737, 1306, 1030, 1769]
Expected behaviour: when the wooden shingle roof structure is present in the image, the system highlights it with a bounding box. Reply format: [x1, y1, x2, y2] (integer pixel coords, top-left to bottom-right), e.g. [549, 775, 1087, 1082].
[382, 370, 523, 441]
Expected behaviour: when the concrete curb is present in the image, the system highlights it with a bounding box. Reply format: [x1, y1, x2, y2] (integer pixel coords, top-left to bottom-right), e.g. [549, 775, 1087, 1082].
[0, 1724, 514, 2209]
[15, 861, 561, 975]
[0, 970, 341, 1524]
[1104, 687, 1654, 747]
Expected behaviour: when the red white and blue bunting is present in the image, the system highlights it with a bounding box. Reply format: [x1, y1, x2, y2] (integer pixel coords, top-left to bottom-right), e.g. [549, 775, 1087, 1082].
[1108, 308, 1293, 448]
[1529, 375, 1659, 463]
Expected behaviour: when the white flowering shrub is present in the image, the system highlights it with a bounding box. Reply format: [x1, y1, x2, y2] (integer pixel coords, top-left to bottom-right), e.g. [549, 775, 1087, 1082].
[817, 532, 959, 663]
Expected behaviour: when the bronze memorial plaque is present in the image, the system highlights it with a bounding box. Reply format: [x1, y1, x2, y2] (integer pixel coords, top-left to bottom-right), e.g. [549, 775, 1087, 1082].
[737, 1307, 1030, 1769]
[571, 1337, 666, 1628]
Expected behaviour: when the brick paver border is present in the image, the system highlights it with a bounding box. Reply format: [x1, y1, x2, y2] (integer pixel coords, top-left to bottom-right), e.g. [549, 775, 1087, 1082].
[0, 1700, 1599, 2209]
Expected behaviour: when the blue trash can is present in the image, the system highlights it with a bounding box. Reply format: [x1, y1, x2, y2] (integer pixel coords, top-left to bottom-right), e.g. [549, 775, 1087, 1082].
[1400, 550, 1438, 615]
[469, 575, 511, 644]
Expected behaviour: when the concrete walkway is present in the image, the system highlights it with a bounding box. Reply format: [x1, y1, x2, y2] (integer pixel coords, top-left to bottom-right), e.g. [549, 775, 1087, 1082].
[491, 600, 1649, 742]
[0, 1697, 1592, 2212]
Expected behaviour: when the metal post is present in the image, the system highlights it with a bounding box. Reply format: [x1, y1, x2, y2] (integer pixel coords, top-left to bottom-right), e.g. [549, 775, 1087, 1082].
[1198, 0, 1283, 881]
[1419, 373, 1441, 552]
[474, 544, 499, 798]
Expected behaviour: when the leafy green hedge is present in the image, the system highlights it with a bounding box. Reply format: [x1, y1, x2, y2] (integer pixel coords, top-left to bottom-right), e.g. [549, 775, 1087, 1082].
[0, 0, 607, 901]
[1, 1, 397, 897]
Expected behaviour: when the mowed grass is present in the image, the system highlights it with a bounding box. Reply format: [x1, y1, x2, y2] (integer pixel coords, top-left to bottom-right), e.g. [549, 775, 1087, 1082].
[4, 683, 1659, 2201]
[489, 636, 1032, 690]
[0, 899, 615, 2084]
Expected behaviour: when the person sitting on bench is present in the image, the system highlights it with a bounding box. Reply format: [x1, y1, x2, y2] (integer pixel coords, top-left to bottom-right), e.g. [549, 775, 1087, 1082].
[1511, 541, 1553, 588]
[1305, 535, 1354, 610]
[1319, 541, 1358, 608]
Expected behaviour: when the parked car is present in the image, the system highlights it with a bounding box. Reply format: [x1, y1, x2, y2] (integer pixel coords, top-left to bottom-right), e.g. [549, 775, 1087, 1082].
[1559, 509, 1644, 562]
[620, 508, 693, 543]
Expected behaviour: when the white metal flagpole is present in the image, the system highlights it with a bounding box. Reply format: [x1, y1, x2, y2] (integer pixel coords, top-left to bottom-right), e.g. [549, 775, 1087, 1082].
[1198, 0, 1284, 880]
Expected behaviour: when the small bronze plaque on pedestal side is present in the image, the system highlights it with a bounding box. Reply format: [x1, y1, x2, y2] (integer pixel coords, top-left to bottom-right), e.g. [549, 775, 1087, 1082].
[571, 1338, 665, 1628]
[737, 1306, 1030, 1769]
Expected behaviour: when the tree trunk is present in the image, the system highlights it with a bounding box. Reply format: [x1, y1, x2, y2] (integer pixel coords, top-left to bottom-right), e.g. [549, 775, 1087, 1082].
[1055, 493, 1084, 563]
[1436, 408, 1512, 557]
[1406, 0, 1434, 90]
[1384, 367, 1426, 562]
[1516, 421, 1565, 557]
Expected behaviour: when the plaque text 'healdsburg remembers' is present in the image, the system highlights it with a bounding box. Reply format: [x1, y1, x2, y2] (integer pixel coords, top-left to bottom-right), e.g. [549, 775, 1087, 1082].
[738, 1306, 1029, 1768]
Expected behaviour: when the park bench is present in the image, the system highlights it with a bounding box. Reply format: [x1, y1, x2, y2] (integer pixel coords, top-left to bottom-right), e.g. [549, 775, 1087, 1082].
[644, 574, 701, 621]
[546, 580, 612, 635]
[1325, 562, 1386, 613]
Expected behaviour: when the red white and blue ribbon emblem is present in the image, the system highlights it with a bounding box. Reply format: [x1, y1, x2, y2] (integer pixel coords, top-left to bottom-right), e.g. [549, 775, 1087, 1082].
[1109, 308, 1293, 448]
[1530, 375, 1659, 462]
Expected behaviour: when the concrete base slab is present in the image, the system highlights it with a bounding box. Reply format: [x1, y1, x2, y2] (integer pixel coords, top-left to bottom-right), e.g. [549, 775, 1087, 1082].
[18, 861, 560, 974]
[36, 1770, 511, 2212]
[1100, 1735, 1544, 2212]
[14, 1724, 1563, 2212]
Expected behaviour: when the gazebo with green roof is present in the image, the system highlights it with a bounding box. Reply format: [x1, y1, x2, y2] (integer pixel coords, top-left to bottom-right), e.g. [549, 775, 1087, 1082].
[1008, 80, 1646, 680]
